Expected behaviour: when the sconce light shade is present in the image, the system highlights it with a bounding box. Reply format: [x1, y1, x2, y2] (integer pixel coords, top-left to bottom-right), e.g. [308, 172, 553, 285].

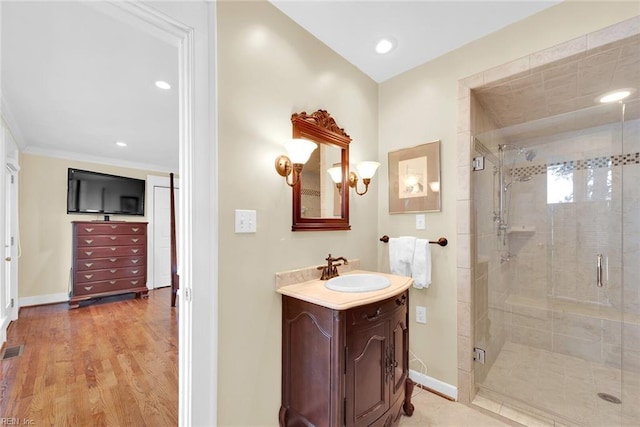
[355, 161, 380, 179]
[349, 161, 380, 196]
[285, 138, 317, 164]
[275, 138, 318, 187]
[327, 166, 343, 184]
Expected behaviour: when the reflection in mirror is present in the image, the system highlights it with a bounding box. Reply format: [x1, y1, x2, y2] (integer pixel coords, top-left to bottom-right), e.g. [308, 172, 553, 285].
[300, 144, 342, 218]
[291, 110, 351, 231]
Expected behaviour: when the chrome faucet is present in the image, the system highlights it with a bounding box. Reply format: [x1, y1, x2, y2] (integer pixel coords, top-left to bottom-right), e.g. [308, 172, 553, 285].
[317, 254, 349, 280]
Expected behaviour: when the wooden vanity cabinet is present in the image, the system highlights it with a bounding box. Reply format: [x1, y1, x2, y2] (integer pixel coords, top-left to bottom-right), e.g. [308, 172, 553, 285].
[280, 290, 413, 427]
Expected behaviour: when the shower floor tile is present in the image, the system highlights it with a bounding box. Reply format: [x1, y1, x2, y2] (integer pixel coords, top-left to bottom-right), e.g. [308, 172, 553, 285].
[476, 342, 639, 426]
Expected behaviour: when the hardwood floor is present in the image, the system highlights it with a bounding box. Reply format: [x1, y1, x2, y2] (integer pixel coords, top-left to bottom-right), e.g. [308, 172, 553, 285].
[0, 288, 178, 426]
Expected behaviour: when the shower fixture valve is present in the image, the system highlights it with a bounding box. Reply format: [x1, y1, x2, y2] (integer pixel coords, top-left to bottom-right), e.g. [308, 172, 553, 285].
[500, 252, 515, 263]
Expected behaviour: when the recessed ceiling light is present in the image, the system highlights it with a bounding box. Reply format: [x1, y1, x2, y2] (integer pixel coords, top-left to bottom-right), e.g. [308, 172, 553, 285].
[115, 141, 127, 147]
[375, 38, 395, 54]
[597, 88, 635, 103]
[155, 80, 171, 90]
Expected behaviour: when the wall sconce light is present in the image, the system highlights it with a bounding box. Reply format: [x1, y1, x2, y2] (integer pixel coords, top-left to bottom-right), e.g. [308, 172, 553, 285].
[275, 138, 318, 187]
[349, 161, 380, 196]
[327, 166, 343, 193]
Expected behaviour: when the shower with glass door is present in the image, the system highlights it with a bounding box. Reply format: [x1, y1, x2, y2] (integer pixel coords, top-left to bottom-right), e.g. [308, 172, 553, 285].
[469, 34, 639, 426]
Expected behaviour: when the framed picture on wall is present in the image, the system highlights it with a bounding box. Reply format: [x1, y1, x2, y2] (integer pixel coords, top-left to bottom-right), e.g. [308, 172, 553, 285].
[388, 140, 441, 213]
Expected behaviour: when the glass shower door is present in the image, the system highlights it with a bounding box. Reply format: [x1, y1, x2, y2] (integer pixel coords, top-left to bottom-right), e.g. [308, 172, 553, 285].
[472, 98, 636, 426]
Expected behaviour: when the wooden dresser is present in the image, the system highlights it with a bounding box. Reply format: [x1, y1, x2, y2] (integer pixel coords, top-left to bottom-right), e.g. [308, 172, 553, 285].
[70, 221, 149, 308]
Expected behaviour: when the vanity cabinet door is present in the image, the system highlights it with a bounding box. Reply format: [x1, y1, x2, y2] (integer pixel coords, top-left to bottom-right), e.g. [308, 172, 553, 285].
[345, 291, 409, 427]
[345, 316, 389, 426]
[389, 295, 409, 408]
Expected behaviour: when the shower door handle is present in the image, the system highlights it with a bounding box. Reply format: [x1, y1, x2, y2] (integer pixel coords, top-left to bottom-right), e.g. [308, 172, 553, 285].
[596, 254, 603, 287]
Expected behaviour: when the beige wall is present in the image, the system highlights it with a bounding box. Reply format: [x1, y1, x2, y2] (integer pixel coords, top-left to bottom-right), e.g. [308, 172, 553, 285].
[378, 0, 639, 391]
[216, 1, 378, 425]
[18, 153, 168, 299]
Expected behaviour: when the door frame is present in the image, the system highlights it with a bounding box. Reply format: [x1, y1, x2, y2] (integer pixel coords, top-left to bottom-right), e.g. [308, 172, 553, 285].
[103, 2, 200, 425]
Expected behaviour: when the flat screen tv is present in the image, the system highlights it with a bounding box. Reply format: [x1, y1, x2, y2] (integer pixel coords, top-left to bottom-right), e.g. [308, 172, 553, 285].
[67, 168, 145, 216]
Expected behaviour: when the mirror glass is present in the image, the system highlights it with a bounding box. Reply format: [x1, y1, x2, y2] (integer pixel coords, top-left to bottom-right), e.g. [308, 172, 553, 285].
[300, 144, 342, 218]
[291, 110, 351, 231]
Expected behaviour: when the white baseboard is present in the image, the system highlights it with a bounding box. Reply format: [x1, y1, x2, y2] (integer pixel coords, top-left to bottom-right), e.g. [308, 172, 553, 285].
[409, 369, 458, 401]
[20, 293, 69, 307]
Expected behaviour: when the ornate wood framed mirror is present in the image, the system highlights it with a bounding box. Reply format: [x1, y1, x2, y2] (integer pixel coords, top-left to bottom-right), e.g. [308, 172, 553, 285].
[291, 110, 351, 231]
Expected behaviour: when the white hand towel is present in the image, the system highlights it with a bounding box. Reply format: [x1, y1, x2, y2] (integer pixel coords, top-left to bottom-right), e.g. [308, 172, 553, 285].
[389, 236, 416, 277]
[411, 239, 432, 289]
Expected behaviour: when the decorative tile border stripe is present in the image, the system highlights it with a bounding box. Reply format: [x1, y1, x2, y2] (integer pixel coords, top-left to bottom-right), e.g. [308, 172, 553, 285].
[301, 188, 321, 197]
[512, 152, 639, 177]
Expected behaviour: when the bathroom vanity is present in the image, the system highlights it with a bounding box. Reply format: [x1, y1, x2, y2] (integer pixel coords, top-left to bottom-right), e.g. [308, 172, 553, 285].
[277, 270, 414, 426]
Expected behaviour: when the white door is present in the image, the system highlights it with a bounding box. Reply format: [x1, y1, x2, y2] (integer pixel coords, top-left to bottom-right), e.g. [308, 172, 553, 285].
[1, 165, 18, 343]
[152, 184, 179, 289]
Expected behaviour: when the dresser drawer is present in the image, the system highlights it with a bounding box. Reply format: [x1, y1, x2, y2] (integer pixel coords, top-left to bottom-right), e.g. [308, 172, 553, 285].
[74, 277, 146, 296]
[75, 256, 145, 271]
[75, 234, 145, 247]
[76, 245, 145, 259]
[75, 223, 146, 235]
[346, 291, 407, 327]
[75, 266, 146, 283]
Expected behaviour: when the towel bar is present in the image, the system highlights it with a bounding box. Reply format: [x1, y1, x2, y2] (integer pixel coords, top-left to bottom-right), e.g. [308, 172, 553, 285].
[379, 235, 448, 247]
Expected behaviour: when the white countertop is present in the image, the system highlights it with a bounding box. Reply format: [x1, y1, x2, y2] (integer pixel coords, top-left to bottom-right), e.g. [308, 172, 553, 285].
[276, 269, 414, 310]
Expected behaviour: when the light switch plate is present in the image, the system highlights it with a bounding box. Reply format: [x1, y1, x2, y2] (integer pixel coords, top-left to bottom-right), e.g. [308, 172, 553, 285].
[235, 209, 257, 233]
[416, 214, 425, 230]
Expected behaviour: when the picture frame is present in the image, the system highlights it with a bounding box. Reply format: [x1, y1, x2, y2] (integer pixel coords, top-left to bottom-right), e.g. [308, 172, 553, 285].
[388, 140, 441, 213]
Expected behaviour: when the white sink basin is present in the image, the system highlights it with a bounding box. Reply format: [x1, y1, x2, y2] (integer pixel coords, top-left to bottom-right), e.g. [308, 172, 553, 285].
[325, 273, 391, 293]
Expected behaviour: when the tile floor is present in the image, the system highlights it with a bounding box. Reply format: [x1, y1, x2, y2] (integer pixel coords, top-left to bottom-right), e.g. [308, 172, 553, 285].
[475, 342, 640, 426]
[399, 389, 513, 426]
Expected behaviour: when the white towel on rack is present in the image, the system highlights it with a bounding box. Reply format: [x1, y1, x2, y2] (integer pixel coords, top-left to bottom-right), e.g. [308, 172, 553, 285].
[411, 239, 432, 289]
[389, 236, 416, 277]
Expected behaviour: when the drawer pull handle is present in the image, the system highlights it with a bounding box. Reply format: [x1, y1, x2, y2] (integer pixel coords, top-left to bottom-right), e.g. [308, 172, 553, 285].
[395, 295, 407, 306]
[110, 225, 117, 229]
[110, 247, 117, 251]
[84, 274, 94, 280]
[109, 258, 118, 263]
[84, 286, 93, 291]
[85, 227, 94, 233]
[84, 239, 94, 244]
[131, 269, 139, 275]
[131, 259, 139, 264]
[131, 238, 139, 243]
[132, 227, 140, 232]
[109, 280, 117, 285]
[84, 262, 94, 268]
[132, 249, 139, 254]
[131, 280, 139, 285]
[110, 269, 117, 274]
[85, 251, 93, 256]
[362, 307, 383, 321]
[110, 236, 117, 240]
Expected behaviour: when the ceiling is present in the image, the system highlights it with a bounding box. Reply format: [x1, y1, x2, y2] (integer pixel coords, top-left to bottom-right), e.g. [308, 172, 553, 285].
[271, 0, 560, 83]
[1, 1, 179, 172]
[4, 1, 634, 172]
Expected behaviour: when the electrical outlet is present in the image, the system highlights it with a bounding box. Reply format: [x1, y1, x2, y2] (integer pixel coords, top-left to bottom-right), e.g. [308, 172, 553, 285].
[416, 306, 427, 324]
[415, 214, 425, 230]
